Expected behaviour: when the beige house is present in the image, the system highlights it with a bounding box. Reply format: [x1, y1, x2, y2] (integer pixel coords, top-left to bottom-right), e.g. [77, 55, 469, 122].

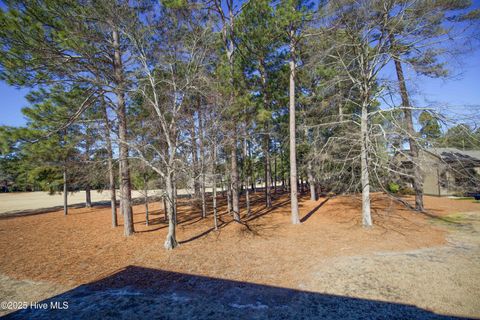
[396, 148, 480, 196]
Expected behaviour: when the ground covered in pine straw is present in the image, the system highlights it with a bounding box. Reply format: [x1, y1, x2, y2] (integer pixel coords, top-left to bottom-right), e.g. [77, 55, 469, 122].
[0, 192, 479, 319]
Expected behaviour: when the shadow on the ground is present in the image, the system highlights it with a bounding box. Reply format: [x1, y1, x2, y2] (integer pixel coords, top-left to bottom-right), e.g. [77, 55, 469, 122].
[301, 197, 331, 222]
[2, 265, 466, 320]
[244, 198, 291, 222]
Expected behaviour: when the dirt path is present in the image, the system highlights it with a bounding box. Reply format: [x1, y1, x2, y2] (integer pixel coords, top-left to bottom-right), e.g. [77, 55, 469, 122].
[300, 211, 480, 317]
[0, 194, 478, 319]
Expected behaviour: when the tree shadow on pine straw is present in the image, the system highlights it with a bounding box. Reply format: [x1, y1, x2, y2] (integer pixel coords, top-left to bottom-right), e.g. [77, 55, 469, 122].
[300, 197, 331, 223]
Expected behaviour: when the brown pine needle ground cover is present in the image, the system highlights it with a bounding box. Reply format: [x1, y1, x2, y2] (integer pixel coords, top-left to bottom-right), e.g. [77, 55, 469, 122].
[0, 192, 442, 286]
[1, 192, 479, 318]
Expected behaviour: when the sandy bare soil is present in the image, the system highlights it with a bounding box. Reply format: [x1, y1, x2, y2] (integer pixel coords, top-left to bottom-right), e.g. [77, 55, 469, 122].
[0, 192, 479, 319]
[0, 190, 162, 215]
[0, 187, 232, 215]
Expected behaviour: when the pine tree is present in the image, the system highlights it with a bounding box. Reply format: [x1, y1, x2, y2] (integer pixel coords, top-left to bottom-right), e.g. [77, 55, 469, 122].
[237, 0, 284, 208]
[276, 0, 314, 224]
[0, 0, 138, 234]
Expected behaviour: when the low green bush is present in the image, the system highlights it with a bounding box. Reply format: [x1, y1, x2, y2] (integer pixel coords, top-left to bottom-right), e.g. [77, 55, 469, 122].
[388, 182, 400, 193]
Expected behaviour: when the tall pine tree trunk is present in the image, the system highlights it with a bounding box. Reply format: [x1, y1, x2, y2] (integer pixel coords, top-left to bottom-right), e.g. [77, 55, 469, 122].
[118, 160, 124, 221]
[113, 28, 134, 236]
[264, 131, 272, 208]
[270, 158, 274, 190]
[163, 195, 167, 222]
[250, 143, 256, 193]
[198, 103, 206, 218]
[63, 166, 68, 216]
[220, 176, 224, 197]
[212, 144, 219, 230]
[280, 148, 286, 191]
[289, 34, 300, 224]
[191, 111, 200, 198]
[102, 102, 117, 227]
[164, 170, 178, 250]
[307, 161, 316, 201]
[85, 185, 92, 208]
[393, 57, 424, 211]
[144, 177, 149, 226]
[260, 64, 272, 208]
[304, 127, 316, 201]
[227, 175, 232, 213]
[274, 155, 277, 194]
[361, 101, 373, 227]
[243, 129, 251, 216]
[225, 14, 240, 222]
[85, 129, 92, 208]
[173, 179, 178, 225]
[230, 145, 240, 221]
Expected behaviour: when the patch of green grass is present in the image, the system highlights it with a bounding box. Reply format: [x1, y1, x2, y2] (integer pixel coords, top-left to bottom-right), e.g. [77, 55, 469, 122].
[429, 213, 467, 226]
[443, 213, 466, 223]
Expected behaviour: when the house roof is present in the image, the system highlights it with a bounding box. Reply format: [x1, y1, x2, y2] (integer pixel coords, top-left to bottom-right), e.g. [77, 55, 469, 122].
[425, 148, 480, 163]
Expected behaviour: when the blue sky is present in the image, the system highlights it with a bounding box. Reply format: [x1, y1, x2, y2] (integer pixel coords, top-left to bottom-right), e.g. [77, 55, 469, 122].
[379, 52, 480, 128]
[0, 0, 479, 128]
[0, 83, 31, 127]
